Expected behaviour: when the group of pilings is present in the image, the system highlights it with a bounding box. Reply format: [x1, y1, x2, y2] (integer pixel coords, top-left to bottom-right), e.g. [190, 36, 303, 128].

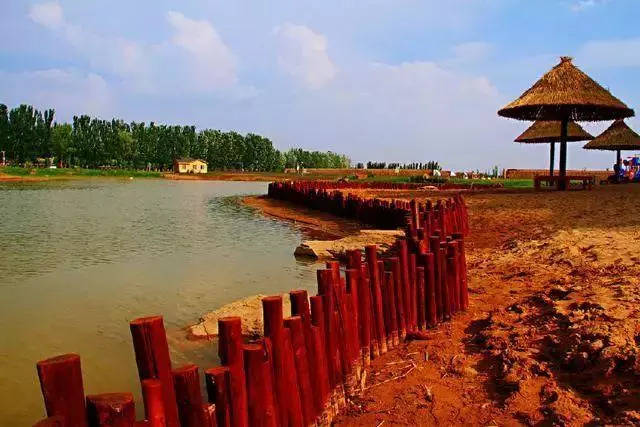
[32, 193, 469, 427]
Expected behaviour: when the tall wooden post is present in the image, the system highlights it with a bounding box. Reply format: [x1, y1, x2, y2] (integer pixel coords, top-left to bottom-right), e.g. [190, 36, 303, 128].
[549, 142, 555, 177]
[559, 117, 568, 190]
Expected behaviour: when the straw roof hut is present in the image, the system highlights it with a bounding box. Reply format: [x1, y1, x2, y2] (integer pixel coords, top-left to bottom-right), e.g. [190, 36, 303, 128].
[583, 119, 640, 167]
[515, 120, 593, 176]
[514, 120, 593, 143]
[498, 57, 634, 189]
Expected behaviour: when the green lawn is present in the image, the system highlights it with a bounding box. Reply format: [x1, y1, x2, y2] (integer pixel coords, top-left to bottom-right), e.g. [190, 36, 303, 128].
[0, 166, 163, 178]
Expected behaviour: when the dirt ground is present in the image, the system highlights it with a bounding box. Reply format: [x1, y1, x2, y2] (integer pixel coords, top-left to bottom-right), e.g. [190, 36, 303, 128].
[255, 185, 640, 426]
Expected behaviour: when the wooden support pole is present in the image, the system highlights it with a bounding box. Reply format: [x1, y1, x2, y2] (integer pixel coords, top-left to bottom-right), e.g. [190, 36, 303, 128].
[356, 266, 372, 367]
[204, 367, 231, 427]
[86, 393, 135, 427]
[447, 242, 460, 314]
[284, 316, 316, 426]
[389, 257, 405, 339]
[440, 246, 451, 320]
[33, 416, 65, 427]
[423, 253, 437, 327]
[384, 271, 399, 347]
[262, 296, 304, 427]
[309, 296, 331, 417]
[141, 379, 166, 427]
[130, 316, 180, 427]
[36, 354, 88, 427]
[397, 239, 412, 333]
[409, 253, 418, 331]
[172, 364, 207, 427]
[365, 245, 387, 355]
[243, 342, 278, 427]
[316, 270, 343, 389]
[559, 117, 568, 191]
[217, 317, 249, 427]
[416, 266, 426, 330]
[429, 237, 443, 321]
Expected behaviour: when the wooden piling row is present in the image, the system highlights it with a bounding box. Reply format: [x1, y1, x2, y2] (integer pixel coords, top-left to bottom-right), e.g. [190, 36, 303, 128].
[33, 188, 469, 427]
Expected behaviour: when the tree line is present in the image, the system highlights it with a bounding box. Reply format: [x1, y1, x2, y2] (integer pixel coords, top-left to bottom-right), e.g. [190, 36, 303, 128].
[0, 104, 350, 172]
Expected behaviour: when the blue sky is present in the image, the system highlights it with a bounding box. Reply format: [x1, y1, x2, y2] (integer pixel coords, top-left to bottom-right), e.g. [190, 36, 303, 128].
[1, 0, 638, 170]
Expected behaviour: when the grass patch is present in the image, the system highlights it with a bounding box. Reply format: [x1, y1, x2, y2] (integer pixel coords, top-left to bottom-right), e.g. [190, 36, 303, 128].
[0, 166, 163, 178]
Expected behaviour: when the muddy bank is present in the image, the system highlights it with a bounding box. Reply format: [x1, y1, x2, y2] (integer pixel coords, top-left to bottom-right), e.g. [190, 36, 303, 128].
[333, 184, 640, 426]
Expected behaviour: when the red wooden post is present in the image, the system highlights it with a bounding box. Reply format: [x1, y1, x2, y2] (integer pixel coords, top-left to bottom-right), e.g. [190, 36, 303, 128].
[345, 268, 360, 366]
[389, 257, 405, 339]
[130, 316, 180, 427]
[409, 253, 418, 331]
[33, 416, 65, 427]
[284, 316, 316, 426]
[86, 393, 135, 427]
[262, 296, 304, 427]
[172, 364, 207, 427]
[141, 379, 166, 427]
[202, 404, 217, 427]
[397, 240, 412, 333]
[440, 246, 451, 320]
[36, 354, 88, 427]
[365, 246, 387, 355]
[316, 270, 343, 388]
[429, 237, 443, 321]
[243, 342, 278, 427]
[416, 266, 426, 330]
[289, 290, 323, 418]
[447, 242, 460, 313]
[423, 253, 437, 327]
[217, 317, 249, 427]
[309, 297, 331, 417]
[356, 266, 372, 367]
[204, 367, 231, 427]
[384, 271, 399, 347]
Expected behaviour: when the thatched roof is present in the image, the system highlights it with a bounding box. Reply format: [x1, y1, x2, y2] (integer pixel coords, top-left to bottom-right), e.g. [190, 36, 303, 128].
[583, 120, 640, 151]
[514, 120, 593, 143]
[498, 57, 634, 121]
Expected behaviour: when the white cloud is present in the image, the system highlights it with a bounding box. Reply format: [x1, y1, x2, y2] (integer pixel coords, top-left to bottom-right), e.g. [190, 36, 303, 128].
[166, 11, 237, 89]
[0, 69, 113, 120]
[570, 0, 610, 12]
[274, 23, 337, 89]
[578, 38, 640, 68]
[28, 1, 64, 29]
[28, 3, 238, 94]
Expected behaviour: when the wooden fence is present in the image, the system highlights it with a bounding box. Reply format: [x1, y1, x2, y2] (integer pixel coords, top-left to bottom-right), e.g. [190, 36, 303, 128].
[32, 186, 469, 427]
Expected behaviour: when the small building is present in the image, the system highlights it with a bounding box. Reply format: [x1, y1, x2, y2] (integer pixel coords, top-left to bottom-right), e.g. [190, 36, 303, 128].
[173, 158, 208, 174]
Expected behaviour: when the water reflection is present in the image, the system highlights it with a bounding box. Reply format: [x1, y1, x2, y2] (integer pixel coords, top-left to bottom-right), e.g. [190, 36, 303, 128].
[0, 179, 319, 425]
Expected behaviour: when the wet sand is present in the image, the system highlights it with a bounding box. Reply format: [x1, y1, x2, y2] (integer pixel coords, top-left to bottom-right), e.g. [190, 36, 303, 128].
[252, 185, 640, 426]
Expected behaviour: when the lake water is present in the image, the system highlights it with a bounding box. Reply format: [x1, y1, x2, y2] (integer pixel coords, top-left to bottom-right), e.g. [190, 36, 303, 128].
[0, 179, 319, 426]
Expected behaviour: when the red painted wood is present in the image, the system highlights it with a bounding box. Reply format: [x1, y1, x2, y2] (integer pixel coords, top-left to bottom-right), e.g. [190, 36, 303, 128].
[141, 379, 165, 427]
[172, 364, 207, 427]
[316, 270, 343, 387]
[356, 264, 372, 365]
[262, 296, 303, 427]
[36, 353, 88, 427]
[243, 342, 278, 427]
[416, 266, 426, 330]
[204, 367, 231, 427]
[365, 245, 386, 356]
[217, 317, 249, 427]
[423, 253, 437, 327]
[33, 416, 65, 427]
[86, 393, 135, 427]
[397, 239, 413, 333]
[129, 316, 180, 427]
[284, 316, 316, 425]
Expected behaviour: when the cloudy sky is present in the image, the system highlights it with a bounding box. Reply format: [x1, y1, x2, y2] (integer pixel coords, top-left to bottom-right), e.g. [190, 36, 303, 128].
[1, 0, 638, 170]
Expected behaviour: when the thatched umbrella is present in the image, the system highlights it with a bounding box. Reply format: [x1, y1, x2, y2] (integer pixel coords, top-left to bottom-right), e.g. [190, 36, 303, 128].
[498, 56, 634, 189]
[515, 120, 593, 176]
[583, 119, 640, 168]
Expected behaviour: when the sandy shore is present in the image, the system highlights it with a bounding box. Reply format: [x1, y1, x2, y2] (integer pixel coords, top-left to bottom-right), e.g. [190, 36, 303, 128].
[246, 185, 640, 425]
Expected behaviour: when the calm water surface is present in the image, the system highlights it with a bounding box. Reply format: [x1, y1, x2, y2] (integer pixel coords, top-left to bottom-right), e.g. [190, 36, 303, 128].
[0, 179, 319, 426]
